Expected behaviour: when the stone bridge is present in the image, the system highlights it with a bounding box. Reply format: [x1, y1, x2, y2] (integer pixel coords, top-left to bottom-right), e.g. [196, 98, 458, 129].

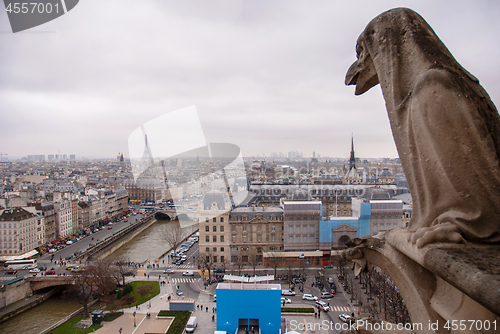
[155, 209, 198, 221]
[29, 276, 75, 291]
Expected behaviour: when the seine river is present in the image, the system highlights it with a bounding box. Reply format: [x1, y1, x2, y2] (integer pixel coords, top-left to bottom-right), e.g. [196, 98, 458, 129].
[107, 218, 198, 263]
[0, 218, 198, 333]
[0, 294, 81, 334]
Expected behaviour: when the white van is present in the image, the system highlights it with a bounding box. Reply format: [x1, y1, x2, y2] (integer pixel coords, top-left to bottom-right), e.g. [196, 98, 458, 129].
[186, 316, 198, 333]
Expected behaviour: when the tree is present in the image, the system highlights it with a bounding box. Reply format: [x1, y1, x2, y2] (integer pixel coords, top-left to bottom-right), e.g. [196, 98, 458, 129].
[266, 252, 282, 278]
[163, 222, 185, 253]
[200, 248, 215, 279]
[248, 252, 259, 276]
[63, 262, 116, 317]
[136, 284, 153, 299]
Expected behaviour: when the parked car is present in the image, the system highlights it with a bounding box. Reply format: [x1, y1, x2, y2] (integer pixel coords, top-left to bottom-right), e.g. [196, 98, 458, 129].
[107, 226, 112, 229]
[315, 300, 330, 311]
[6, 270, 17, 275]
[213, 294, 216, 301]
[39, 266, 47, 271]
[46, 269, 56, 275]
[339, 314, 351, 322]
[29, 268, 40, 273]
[164, 269, 175, 274]
[321, 292, 334, 299]
[302, 294, 318, 301]
[176, 289, 184, 296]
[324, 264, 333, 269]
[281, 289, 296, 296]
[281, 297, 292, 304]
[183, 271, 194, 276]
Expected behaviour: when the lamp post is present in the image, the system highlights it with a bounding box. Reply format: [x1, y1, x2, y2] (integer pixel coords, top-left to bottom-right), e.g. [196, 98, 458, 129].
[133, 311, 136, 327]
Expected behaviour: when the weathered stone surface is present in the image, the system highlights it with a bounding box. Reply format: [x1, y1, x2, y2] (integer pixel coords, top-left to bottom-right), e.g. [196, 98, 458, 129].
[345, 7, 500, 248]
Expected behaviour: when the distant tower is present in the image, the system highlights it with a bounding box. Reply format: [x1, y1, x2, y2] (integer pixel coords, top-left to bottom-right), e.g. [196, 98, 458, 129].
[349, 134, 356, 171]
[120, 153, 124, 162]
[117, 152, 121, 162]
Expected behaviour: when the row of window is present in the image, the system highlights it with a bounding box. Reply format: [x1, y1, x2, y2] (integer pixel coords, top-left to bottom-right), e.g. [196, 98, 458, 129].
[289, 235, 315, 243]
[204, 234, 279, 243]
[205, 225, 278, 232]
[288, 225, 315, 233]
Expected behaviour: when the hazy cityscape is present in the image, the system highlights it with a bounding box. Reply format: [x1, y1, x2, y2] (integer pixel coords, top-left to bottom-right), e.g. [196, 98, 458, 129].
[1, 1, 499, 334]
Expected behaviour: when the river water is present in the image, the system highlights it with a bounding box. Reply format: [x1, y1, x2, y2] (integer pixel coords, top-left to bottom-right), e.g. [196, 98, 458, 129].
[107, 219, 198, 263]
[0, 218, 198, 332]
[0, 294, 81, 334]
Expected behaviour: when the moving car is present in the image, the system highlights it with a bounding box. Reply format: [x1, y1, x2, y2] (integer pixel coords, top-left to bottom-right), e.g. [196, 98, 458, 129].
[46, 269, 56, 275]
[185, 316, 198, 333]
[29, 268, 40, 273]
[321, 292, 334, 299]
[328, 277, 335, 284]
[164, 269, 175, 274]
[339, 314, 351, 322]
[183, 270, 194, 276]
[176, 289, 184, 296]
[6, 270, 18, 275]
[281, 289, 296, 296]
[315, 300, 330, 311]
[281, 297, 292, 304]
[302, 294, 318, 301]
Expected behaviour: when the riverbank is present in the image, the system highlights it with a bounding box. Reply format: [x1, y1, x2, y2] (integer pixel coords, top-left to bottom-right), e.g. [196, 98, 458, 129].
[0, 286, 62, 324]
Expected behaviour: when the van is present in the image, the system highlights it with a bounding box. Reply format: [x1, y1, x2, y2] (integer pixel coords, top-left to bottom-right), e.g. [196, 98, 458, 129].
[185, 316, 198, 333]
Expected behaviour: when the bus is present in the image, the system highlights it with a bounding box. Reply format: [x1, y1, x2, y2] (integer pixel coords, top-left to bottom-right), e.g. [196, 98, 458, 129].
[5, 259, 37, 270]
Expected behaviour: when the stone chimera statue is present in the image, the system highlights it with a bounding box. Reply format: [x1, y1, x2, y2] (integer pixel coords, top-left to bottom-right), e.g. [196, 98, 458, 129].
[345, 8, 500, 248]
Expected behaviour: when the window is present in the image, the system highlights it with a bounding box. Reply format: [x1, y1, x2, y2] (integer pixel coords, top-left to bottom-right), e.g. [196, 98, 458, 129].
[296, 226, 300, 233]
[243, 225, 247, 232]
[232, 235, 236, 242]
[243, 235, 247, 242]
[289, 236, 293, 243]
[231, 255, 238, 262]
[213, 236, 217, 242]
[257, 247, 262, 253]
[206, 247, 209, 252]
[303, 236, 307, 243]
[220, 247, 224, 252]
[271, 234, 276, 241]
[213, 226, 217, 232]
[205, 218, 209, 223]
[213, 256, 217, 262]
[272, 225, 276, 232]
[220, 217, 224, 222]
[213, 217, 216, 222]
[206, 255, 210, 262]
[310, 236, 314, 242]
[242, 255, 248, 262]
[220, 236, 224, 242]
[220, 226, 224, 232]
[289, 226, 293, 233]
[205, 236, 209, 242]
[220, 256, 224, 263]
[205, 226, 209, 232]
[232, 225, 236, 232]
[213, 247, 217, 252]
[303, 226, 307, 233]
[257, 235, 261, 242]
[296, 236, 300, 243]
[310, 226, 314, 233]
[230, 247, 238, 251]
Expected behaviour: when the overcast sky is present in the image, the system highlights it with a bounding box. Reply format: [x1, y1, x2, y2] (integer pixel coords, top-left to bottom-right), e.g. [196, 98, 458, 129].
[1, 0, 499, 160]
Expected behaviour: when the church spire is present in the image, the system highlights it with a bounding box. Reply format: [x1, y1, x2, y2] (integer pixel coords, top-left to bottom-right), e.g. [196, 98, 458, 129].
[349, 133, 356, 171]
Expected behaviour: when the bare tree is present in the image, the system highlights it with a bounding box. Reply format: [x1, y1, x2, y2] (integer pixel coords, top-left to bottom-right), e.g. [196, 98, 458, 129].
[200, 248, 215, 279]
[136, 284, 153, 299]
[233, 255, 246, 276]
[163, 222, 185, 254]
[63, 262, 116, 317]
[248, 252, 259, 276]
[266, 252, 282, 278]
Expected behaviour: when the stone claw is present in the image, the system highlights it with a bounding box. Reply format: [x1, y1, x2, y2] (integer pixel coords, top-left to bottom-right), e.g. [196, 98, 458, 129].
[408, 222, 466, 248]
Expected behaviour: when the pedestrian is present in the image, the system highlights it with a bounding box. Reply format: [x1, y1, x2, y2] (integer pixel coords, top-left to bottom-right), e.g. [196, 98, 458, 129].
[206, 306, 208, 312]
[314, 312, 317, 318]
[197, 305, 199, 310]
[200, 305, 202, 310]
[252, 327, 254, 334]
[212, 315, 214, 322]
[212, 307, 214, 313]
[147, 274, 149, 278]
